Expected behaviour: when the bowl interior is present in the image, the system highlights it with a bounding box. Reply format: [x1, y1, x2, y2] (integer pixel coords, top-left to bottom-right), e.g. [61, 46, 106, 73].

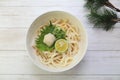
[26, 11, 88, 72]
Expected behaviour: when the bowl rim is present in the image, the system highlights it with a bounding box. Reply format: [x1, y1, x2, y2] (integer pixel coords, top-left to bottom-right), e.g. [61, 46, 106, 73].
[26, 10, 88, 72]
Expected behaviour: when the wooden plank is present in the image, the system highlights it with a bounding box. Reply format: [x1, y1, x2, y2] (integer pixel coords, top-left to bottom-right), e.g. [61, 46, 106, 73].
[0, 7, 119, 28]
[0, 51, 120, 74]
[0, 7, 88, 28]
[0, 28, 120, 50]
[0, 75, 120, 80]
[87, 28, 120, 50]
[0, 16, 36, 28]
[0, 7, 85, 16]
[0, 29, 26, 50]
[0, 15, 87, 28]
[0, 0, 79, 3]
[0, 1, 84, 7]
[0, 0, 119, 7]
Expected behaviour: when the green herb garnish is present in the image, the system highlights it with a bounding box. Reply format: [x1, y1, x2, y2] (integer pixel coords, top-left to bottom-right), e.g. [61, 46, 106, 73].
[35, 21, 66, 51]
[52, 26, 66, 40]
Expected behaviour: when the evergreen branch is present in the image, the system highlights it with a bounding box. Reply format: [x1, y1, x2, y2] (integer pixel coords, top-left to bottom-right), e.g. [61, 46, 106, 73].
[112, 18, 120, 22]
[84, 0, 94, 9]
[84, 0, 120, 12]
[105, 1, 120, 12]
[87, 9, 118, 31]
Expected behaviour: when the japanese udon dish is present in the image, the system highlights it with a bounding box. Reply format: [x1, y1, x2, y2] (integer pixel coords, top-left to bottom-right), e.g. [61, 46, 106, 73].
[32, 19, 80, 68]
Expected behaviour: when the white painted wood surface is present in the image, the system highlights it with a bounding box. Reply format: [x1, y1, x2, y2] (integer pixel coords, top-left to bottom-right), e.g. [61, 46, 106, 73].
[0, 0, 120, 80]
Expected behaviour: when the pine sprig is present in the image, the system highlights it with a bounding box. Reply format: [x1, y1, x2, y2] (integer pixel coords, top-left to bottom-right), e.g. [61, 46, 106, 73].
[84, 0, 120, 12]
[84, 0, 94, 10]
[88, 9, 119, 31]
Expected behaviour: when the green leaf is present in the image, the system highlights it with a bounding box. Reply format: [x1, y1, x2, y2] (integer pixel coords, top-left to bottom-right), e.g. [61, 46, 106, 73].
[52, 26, 66, 40]
[35, 21, 66, 51]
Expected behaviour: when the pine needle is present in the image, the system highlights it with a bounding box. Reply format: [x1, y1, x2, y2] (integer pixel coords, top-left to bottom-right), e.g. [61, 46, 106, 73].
[84, 0, 120, 12]
[84, 0, 94, 9]
[87, 9, 118, 31]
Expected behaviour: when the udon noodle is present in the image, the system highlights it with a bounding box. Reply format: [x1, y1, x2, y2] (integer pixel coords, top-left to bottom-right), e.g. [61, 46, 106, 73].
[33, 19, 80, 67]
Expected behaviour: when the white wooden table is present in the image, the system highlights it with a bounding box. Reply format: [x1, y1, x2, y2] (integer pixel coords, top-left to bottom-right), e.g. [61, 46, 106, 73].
[0, 0, 120, 80]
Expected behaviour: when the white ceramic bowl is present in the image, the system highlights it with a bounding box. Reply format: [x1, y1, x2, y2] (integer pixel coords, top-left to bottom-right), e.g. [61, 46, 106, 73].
[26, 11, 88, 72]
